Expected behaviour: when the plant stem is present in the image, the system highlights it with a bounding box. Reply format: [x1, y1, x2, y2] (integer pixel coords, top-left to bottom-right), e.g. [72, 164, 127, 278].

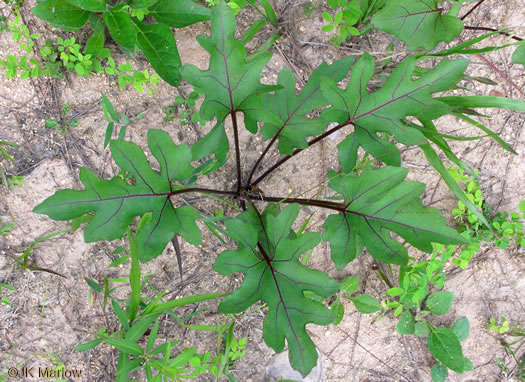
[245, 132, 278, 188]
[171, 187, 239, 198]
[464, 26, 523, 41]
[460, 0, 486, 21]
[246, 193, 345, 212]
[230, 111, 243, 194]
[249, 120, 349, 187]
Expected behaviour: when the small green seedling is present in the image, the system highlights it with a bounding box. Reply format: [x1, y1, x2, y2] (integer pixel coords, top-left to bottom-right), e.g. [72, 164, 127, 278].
[0, 283, 15, 306]
[100, 93, 130, 148]
[165, 90, 206, 126]
[45, 102, 79, 135]
[488, 317, 510, 334]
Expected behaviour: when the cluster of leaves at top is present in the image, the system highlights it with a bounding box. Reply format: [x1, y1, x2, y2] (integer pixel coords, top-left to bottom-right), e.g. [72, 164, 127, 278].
[33, 1, 525, 379]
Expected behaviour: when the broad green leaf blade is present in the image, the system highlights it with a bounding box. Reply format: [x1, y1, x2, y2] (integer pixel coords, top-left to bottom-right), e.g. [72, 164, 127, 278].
[427, 327, 464, 373]
[452, 316, 470, 342]
[513, 44, 525, 68]
[261, 57, 355, 155]
[372, 0, 464, 51]
[323, 213, 363, 269]
[321, 54, 468, 167]
[324, 166, 467, 268]
[101, 93, 120, 123]
[431, 363, 448, 382]
[396, 310, 415, 335]
[191, 122, 228, 163]
[33, 130, 200, 262]
[181, 3, 278, 126]
[65, 0, 105, 12]
[415, 321, 429, 337]
[150, 0, 211, 28]
[425, 291, 454, 315]
[85, 31, 105, 58]
[331, 300, 345, 325]
[349, 294, 382, 313]
[214, 204, 339, 377]
[131, 0, 158, 9]
[33, 0, 90, 31]
[104, 8, 137, 53]
[133, 21, 182, 87]
[340, 276, 359, 294]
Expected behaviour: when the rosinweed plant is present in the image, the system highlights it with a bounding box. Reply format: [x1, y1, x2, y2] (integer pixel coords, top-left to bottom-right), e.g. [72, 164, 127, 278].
[32, 1, 525, 379]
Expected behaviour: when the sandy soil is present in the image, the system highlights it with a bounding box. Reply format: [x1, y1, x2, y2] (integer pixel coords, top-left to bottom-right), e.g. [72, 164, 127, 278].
[0, 0, 524, 381]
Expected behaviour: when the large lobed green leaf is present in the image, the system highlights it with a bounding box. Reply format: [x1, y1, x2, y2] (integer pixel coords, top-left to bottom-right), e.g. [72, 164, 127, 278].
[261, 57, 355, 155]
[181, 2, 279, 131]
[324, 166, 467, 269]
[372, 0, 464, 51]
[321, 53, 468, 172]
[33, 130, 200, 262]
[214, 204, 339, 377]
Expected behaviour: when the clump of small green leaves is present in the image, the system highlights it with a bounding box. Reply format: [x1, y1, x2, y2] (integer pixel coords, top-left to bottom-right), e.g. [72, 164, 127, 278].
[332, 250, 472, 380]
[165, 91, 206, 126]
[45, 101, 79, 135]
[321, 0, 361, 46]
[100, 93, 131, 148]
[487, 317, 525, 381]
[319, 0, 387, 45]
[31, 0, 212, 86]
[32, 1, 525, 379]
[0, 14, 160, 93]
[488, 317, 511, 334]
[449, 167, 525, 252]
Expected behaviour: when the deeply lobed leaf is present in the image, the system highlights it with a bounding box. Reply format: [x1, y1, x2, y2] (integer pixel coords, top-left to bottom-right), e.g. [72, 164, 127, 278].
[321, 53, 469, 172]
[181, 2, 279, 131]
[372, 0, 464, 51]
[324, 166, 467, 269]
[33, 130, 200, 262]
[214, 204, 339, 377]
[261, 57, 355, 154]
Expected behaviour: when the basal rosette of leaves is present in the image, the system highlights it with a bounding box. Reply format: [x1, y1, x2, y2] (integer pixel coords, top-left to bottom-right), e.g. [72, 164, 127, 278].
[34, 1, 525, 378]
